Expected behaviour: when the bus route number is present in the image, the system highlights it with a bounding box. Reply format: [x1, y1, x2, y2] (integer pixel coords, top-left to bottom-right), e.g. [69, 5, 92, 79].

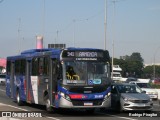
[67, 52, 74, 57]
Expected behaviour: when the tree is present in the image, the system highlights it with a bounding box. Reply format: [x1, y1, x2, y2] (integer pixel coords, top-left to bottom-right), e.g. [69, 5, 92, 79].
[143, 65, 160, 78]
[112, 52, 144, 78]
[129, 52, 144, 63]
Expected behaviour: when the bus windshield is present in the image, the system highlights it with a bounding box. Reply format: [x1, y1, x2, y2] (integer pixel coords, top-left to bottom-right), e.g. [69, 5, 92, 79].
[62, 61, 109, 85]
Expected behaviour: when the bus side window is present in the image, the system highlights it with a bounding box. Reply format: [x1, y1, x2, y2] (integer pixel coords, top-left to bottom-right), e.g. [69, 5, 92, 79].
[52, 59, 62, 79]
[38, 57, 44, 75]
[7, 60, 11, 75]
[39, 66, 43, 75]
[32, 58, 38, 76]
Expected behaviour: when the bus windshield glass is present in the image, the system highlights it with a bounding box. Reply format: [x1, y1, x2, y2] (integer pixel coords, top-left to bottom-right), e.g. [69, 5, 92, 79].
[62, 61, 109, 85]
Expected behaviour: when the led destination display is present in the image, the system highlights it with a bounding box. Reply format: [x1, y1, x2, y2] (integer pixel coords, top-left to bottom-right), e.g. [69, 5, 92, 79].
[62, 51, 104, 58]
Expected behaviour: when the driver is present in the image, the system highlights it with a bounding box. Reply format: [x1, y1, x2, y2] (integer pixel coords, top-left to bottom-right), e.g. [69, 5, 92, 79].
[66, 66, 79, 80]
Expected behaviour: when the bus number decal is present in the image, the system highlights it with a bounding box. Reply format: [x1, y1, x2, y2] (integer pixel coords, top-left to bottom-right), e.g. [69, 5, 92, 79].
[67, 52, 74, 57]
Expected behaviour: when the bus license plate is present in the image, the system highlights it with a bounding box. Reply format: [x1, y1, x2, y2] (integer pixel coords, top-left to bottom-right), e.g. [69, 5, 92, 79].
[84, 102, 93, 106]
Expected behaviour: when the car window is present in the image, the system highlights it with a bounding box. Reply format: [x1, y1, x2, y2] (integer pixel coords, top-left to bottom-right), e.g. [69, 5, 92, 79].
[116, 84, 142, 93]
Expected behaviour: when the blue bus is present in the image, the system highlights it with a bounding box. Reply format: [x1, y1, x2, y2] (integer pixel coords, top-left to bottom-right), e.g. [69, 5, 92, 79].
[6, 47, 111, 113]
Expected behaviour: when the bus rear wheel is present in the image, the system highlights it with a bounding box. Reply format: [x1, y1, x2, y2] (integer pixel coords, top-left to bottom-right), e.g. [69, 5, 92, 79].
[45, 98, 54, 113]
[16, 90, 23, 106]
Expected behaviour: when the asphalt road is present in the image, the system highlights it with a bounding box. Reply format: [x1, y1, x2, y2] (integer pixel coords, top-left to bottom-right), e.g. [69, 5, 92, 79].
[0, 84, 160, 120]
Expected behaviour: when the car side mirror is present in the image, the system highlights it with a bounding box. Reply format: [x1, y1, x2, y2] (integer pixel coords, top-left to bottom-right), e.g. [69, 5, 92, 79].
[142, 90, 146, 93]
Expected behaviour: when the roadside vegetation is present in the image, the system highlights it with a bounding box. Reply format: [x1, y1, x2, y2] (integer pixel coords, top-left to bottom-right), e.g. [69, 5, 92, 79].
[112, 52, 160, 79]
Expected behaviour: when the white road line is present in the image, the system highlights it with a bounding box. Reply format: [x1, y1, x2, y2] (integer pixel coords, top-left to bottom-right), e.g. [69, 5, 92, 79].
[45, 117, 61, 120]
[0, 89, 5, 92]
[5, 104, 29, 112]
[0, 103, 61, 120]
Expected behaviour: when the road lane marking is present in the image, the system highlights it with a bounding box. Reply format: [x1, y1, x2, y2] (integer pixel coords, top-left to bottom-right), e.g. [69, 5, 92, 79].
[45, 117, 61, 120]
[0, 89, 5, 92]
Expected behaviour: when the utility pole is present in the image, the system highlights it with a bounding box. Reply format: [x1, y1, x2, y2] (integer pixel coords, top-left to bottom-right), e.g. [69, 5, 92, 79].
[104, 0, 107, 50]
[153, 46, 160, 78]
[18, 18, 21, 54]
[111, 0, 117, 79]
[42, 0, 46, 48]
[73, 19, 76, 47]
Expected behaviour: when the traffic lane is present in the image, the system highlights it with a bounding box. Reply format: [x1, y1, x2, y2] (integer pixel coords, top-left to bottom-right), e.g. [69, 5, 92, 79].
[0, 90, 137, 120]
[0, 103, 159, 120]
[0, 86, 160, 120]
[0, 103, 139, 120]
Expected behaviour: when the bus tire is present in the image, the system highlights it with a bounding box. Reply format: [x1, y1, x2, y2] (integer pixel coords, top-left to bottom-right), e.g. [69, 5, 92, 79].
[16, 90, 23, 106]
[45, 97, 54, 113]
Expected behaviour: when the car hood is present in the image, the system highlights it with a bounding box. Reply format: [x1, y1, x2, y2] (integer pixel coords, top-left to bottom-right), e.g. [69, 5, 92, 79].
[121, 93, 150, 100]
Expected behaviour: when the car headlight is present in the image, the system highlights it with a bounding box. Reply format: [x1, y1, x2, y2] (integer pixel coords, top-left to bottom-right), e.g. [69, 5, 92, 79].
[122, 96, 129, 102]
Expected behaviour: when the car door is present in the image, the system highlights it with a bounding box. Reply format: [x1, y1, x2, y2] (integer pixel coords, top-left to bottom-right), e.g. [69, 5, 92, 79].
[111, 85, 119, 108]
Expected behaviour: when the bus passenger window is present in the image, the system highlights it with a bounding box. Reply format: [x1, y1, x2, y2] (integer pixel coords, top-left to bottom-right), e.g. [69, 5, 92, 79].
[39, 66, 43, 75]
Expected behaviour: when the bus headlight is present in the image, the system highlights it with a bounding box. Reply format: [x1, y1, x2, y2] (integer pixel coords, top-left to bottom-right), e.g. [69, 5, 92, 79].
[104, 92, 111, 100]
[60, 92, 71, 101]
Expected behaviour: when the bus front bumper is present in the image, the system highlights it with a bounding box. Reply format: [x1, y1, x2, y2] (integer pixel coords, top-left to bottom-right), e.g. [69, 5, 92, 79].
[58, 96, 111, 108]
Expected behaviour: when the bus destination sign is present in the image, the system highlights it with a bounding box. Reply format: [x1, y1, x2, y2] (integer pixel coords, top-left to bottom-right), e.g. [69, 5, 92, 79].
[62, 51, 104, 61]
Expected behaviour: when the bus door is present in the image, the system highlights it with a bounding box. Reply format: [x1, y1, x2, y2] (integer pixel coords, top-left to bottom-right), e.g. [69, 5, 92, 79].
[26, 60, 31, 103]
[49, 58, 59, 107]
[10, 61, 15, 99]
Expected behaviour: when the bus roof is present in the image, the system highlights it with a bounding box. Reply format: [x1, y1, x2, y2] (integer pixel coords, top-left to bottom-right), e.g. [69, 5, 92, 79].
[7, 48, 109, 60]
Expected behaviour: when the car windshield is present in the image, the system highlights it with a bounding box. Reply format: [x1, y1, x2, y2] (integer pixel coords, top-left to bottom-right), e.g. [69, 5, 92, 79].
[117, 84, 142, 93]
[62, 61, 109, 85]
[136, 83, 151, 88]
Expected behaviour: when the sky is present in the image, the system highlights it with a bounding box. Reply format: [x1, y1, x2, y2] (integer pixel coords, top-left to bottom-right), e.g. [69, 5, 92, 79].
[0, 0, 160, 64]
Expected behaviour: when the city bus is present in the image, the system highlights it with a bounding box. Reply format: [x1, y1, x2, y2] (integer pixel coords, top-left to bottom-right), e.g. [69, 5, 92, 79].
[6, 47, 112, 113]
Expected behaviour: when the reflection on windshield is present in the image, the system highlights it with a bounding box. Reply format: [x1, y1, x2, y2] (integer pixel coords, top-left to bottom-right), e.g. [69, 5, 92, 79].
[117, 85, 142, 93]
[63, 61, 109, 85]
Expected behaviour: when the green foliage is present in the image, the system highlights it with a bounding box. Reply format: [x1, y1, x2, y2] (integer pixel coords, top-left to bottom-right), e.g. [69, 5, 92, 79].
[112, 52, 144, 78]
[143, 65, 160, 78]
[150, 83, 160, 89]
